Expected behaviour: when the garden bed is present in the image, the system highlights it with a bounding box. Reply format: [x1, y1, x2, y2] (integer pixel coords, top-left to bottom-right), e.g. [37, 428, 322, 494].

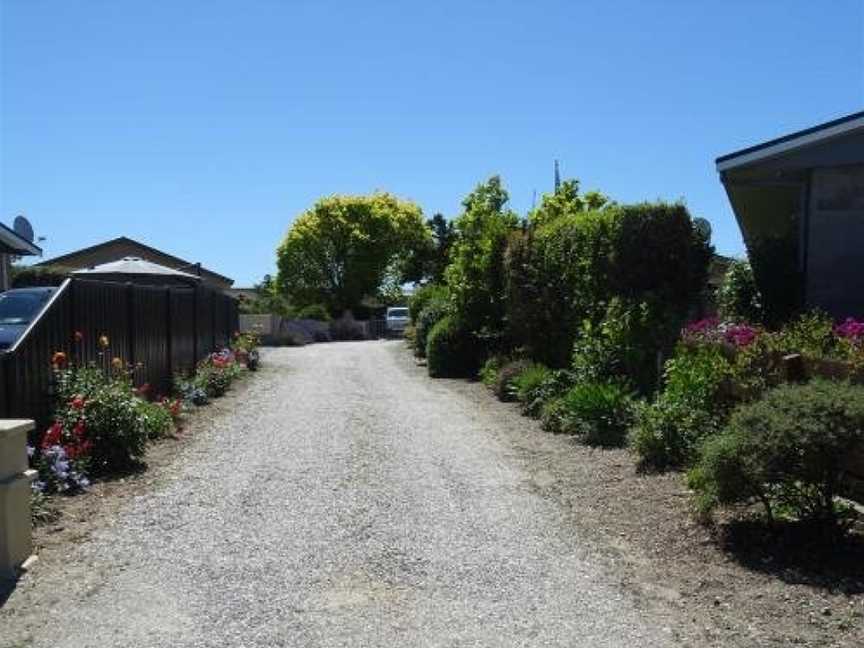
[435, 363, 864, 647]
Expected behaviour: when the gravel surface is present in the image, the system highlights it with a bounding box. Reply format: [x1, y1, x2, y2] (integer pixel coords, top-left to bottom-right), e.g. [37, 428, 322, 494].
[1, 342, 678, 647]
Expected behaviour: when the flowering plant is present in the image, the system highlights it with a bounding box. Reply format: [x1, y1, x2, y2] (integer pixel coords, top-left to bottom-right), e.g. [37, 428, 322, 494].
[682, 318, 761, 349]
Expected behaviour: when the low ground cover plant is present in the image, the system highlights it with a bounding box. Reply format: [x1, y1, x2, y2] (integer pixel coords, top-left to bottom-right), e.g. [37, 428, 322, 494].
[552, 381, 634, 447]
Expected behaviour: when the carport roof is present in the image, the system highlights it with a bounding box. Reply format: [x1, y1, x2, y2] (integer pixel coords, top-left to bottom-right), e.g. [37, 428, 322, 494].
[716, 110, 864, 173]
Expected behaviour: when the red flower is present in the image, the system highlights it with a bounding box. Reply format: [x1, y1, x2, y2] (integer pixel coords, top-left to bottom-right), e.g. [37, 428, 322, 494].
[73, 419, 86, 438]
[136, 383, 151, 397]
[70, 395, 86, 410]
[41, 422, 63, 449]
[51, 351, 68, 369]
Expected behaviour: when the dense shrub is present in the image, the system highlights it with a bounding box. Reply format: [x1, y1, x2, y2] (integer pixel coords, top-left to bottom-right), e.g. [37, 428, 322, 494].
[630, 344, 734, 469]
[524, 369, 574, 418]
[571, 299, 667, 395]
[296, 303, 331, 321]
[553, 381, 634, 447]
[717, 259, 764, 324]
[688, 380, 864, 529]
[426, 315, 481, 378]
[414, 295, 451, 358]
[445, 176, 519, 334]
[409, 283, 448, 325]
[505, 199, 711, 369]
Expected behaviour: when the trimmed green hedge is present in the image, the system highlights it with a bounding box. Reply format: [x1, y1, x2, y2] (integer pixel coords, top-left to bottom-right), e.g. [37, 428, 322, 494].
[426, 315, 480, 378]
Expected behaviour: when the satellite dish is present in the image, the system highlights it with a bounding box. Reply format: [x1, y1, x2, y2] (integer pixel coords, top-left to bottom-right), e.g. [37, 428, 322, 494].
[694, 217, 712, 241]
[13, 215, 34, 243]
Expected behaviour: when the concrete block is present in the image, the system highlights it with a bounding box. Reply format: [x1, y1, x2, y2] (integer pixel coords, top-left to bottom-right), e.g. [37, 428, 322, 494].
[0, 469, 36, 577]
[0, 420, 34, 481]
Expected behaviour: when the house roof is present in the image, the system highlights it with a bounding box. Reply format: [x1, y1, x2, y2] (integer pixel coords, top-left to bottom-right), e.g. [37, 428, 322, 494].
[72, 257, 202, 280]
[0, 222, 42, 256]
[37, 236, 233, 285]
[716, 110, 864, 172]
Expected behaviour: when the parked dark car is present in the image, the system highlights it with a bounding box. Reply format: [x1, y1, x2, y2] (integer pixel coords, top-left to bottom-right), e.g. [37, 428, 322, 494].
[0, 287, 57, 351]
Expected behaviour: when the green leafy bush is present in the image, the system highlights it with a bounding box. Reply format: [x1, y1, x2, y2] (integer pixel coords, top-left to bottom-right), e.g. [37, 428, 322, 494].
[409, 283, 448, 325]
[445, 176, 519, 334]
[571, 299, 668, 395]
[79, 379, 149, 474]
[426, 315, 480, 378]
[296, 303, 331, 321]
[630, 344, 734, 469]
[688, 380, 864, 528]
[414, 296, 451, 358]
[717, 259, 764, 324]
[136, 400, 175, 440]
[554, 381, 634, 447]
[505, 199, 711, 369]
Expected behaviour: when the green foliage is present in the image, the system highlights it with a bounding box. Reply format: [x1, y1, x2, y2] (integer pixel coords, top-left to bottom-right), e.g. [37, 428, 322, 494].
[509, 363, 552, 413]
[717, 259, 764, 324]
[11, 264, 72, 288]
[493, 359, 533, 401]
[630, 344, 734, 469]
[81, 380, 149, 474]
[424, 213, 457, 283]
[136, 399, 175, 440]
[409, 283, 448, 325]
[506, 199, 712, 368]
[689, 380, 864, 529]
[295, 303, 331, 321]
[527, 179, 612, 228]
[479, 355, 508, 388]
[413, 290, 451, 358]
[276, 193, 432, 314]
[238, 275, 292, 316]
[445, 176, 520, 333]
[524, 369, 574, 419]
[571, 299, 666, 395]
[552, 381, 634, 447]
[426, 315, 480, 378]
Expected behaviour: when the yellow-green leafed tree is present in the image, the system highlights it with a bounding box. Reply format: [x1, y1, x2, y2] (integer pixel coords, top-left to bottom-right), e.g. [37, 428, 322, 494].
[276, 193, 432, 315]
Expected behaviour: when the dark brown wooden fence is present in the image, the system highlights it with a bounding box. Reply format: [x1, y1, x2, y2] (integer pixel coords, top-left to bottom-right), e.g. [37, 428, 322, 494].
[0, 278, 238, 427]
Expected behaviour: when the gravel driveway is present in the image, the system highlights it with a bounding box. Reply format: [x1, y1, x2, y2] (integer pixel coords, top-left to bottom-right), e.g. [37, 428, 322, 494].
[1, 342, 677, 647]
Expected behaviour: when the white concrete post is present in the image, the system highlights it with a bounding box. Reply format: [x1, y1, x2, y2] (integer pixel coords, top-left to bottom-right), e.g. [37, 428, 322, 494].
[0, 419, 36, 578]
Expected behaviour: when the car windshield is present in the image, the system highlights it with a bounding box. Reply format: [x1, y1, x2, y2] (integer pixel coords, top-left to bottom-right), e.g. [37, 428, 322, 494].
[388, 308, 408, 318]
[0, 292, 48, 325]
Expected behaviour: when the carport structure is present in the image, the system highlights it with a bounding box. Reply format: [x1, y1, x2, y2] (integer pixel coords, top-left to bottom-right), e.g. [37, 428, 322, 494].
[717, 111, 864, 319]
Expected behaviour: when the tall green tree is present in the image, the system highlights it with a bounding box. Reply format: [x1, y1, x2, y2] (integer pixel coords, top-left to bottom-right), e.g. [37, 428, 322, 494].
[275, 193, 432, 314]
[445, 176, 519, 332]
[425, 213, 456, 283]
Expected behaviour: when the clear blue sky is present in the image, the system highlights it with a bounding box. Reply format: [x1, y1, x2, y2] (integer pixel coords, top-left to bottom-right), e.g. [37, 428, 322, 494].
[2, 1, 862, 286]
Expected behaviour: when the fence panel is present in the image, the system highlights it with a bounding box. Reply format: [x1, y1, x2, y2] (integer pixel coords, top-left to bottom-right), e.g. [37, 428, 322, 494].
[132, 285, 171, 394]
[1, 278, 238, 428]
[170, 288, 196, 375]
